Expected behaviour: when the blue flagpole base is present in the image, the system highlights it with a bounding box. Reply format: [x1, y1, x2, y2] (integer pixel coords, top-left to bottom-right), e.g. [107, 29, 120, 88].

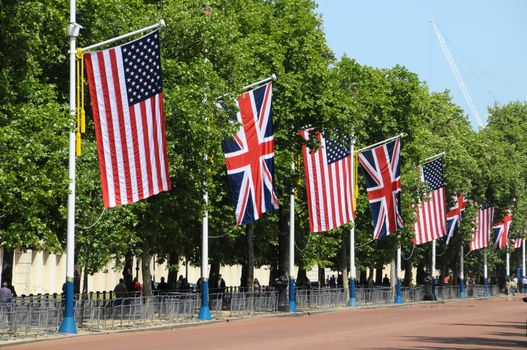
[349, 278, 357, 307]
[523, 287, 527, 294]
[348, 297, 357, 307]
[483, 278, 489, 297]
[288, 278, 297, 313]
[459, 280, 465, 299]
[198, 306, 211, 320]
[198, 280, 212, 321]
[395, 278, 403, 304]
[58, 316, 77, 334]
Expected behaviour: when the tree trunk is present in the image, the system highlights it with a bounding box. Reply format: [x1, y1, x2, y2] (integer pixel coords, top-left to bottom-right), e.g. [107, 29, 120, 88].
[389, 260, 396, 290]
[167, 252, 179, 290]
[240, 263, 248, 289]
[123, 253, 134, 291]
[82, 267, 88, 295]
[278, 207, 289, 276]
[375, 260, 383, 285]
[246, 222, 255, 292]
[141, 239, 152, 297]
[318, 265, 325, 287]
[403, 257, 412, 287]
[340, 237, 348, 291]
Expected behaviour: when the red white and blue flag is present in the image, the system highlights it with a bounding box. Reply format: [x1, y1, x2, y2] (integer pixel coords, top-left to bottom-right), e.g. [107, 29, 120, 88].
[358, 137, 403, 239]
[470, 205, 494, 251]
[513, 238, 523, 249]
[445, 194, 466, 245]
[493, 211, 512, 250]
[413, 157, 446, 245]
[84, 30, 171, 208]
[222, 82, 279, 225]
[300, 130, 354, 233]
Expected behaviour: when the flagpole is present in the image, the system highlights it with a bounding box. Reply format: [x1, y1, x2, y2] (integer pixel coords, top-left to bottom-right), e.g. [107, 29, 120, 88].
[81, 20, 166, 52]
[522, 239, 526, 293]
[349, 138, 357, 307]
[432, 239, 437, 300]
[459, 245, 465, 298]
[506, 249, 510, 277]
[242, 74, 277, 91]
[483, 250, 489, 297]
[288, 161, 297, 313]
[395, 243, 403, 304]
[421, 152, 445, 165]
[198, 184, 211, 320]
[59, 0, 80, 334]
[357, 133, 404, 153]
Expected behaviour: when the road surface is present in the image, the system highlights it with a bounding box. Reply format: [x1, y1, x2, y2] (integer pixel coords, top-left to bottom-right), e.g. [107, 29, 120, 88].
[6, 296, 527, 350]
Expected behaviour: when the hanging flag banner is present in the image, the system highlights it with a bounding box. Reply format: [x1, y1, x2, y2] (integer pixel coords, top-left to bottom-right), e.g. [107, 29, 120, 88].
[445, 193, 466, 245]
[300, 129, 354, 233]
[84, 30, 171, 208]
[222, 81, 279, 225]
[512, 237, 523, 249]
[413, 156, 446, 245]
[358, 136, 403, 240]
[470, 205, 494, 251]
[493, 211, 512, 250]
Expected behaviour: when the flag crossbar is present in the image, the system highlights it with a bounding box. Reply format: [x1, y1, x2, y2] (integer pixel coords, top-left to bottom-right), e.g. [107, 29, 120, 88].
[421, 152, 445, 165]
[242, 74, 277, 91]
[81, 20, 165, 52]
[358, 133, 404, 153]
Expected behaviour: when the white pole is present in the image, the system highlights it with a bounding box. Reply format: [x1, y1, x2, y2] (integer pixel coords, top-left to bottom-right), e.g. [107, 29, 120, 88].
[432, 239, 436, 279]
[288, 161, 297, 312]
[82, 20, 166, 52]
[506, 249, 510, 277]
[242, 74, 277, 91]
[58, 0, 79, 334]
[522, 239, 526, 293]
[460, 245, 465, 298]
[395, 244, 403, 304]
[349, 138, 356, 307]
[483, 250, 489, 296]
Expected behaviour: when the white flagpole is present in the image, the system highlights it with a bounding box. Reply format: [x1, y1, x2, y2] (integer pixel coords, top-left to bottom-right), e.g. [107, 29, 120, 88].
[59, 0, 80, 334]
[432, 239, 437, 298]
[198, 182, 211, 320]
[459, 245, 465, 298]
[506, 249, 510, 277]
[81, 20, 166, 52]
[349, 138, 357, 307]
[395, 243, 403, 304]
[242, 74, 277, 91]
[522, 239, 526, 293]
[483, 250, 489, 297]
[288, 161, 297, 313]
[357, 133, 404, 153]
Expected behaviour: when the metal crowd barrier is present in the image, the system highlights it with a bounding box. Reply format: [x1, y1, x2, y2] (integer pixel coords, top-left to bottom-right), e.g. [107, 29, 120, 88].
[0, 284, 502, 339]
[229, 291, 278, 316]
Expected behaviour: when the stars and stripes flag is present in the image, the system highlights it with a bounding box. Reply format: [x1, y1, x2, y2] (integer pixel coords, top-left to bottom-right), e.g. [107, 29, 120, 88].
[493, 211, 512, 250]
[413, 157, 446, 245]
[445, 194, 466, 245]
[513, 238, 523, 249]
[300, 130, 354, 233]
[222, 82, 279, 225]
[469, 205, 494, 251]
[84, 30, 171, 208]
[358, 137, 403, 239]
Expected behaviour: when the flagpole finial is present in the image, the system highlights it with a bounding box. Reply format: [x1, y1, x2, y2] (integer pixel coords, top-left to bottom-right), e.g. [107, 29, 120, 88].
[272, 74, 277, 81]
[159, 19, 166, 28]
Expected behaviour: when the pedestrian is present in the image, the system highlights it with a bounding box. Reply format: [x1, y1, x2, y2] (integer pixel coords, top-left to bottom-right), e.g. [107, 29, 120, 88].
[217, 274, 226, 294]
[0, 282, 13, 304]
[157, 277, 169, 292]
[253, 278, 261, 293]
[132, 277, 142, 292]
[113, 278, 128, 306]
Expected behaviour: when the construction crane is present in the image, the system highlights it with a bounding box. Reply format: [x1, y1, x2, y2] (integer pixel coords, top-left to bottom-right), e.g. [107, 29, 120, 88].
[429, 18, 484, 129]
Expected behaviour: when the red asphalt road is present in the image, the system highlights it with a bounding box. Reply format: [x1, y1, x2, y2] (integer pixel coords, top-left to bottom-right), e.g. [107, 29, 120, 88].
[6, 296, 527, 350]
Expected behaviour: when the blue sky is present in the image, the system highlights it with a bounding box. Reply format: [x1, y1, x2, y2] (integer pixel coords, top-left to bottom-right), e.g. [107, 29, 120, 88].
[315, 0, 527, 129]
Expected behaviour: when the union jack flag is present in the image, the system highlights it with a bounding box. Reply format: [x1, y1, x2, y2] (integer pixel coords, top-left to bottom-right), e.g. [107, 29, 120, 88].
[358, 137, 403, 239]
[222, 82, 279, 225]
[493, 211, 512, 250]
[445, 194, 466, 245]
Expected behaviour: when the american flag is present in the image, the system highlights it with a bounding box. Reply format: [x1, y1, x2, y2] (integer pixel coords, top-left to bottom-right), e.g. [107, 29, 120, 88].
[358, 137, 403, 239]
[513, 238, 523, 249]
[300, 130, 354, 233]
[413, 157, 446, 245]
[445, 194, 466, 245]
[493, 212, 512, 250]
[222, 82, 279, 225]
[84, 30, 171, 208]
[470, 205, 494, 251]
